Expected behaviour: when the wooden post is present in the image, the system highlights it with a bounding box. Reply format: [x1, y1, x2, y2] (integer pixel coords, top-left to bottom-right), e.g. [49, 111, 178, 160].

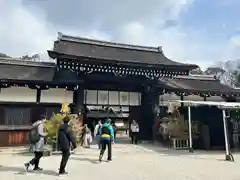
[36, 89, 41, 104]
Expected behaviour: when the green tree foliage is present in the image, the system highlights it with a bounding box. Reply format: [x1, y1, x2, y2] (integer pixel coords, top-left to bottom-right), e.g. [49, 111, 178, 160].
[0, 53, 11, 58]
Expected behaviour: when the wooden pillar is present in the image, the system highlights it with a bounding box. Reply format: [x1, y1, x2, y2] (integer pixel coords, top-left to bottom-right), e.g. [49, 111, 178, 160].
[180, 95, 184, 107]
[73, 86, 84, 112]
[203, 95, 207, 101]
[73, 85, 85, 125]
[139, 84, 159, 141]
[36, 88, 41, 104]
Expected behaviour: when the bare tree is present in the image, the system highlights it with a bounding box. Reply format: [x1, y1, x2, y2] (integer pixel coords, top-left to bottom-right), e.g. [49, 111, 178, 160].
[190, 67, 204, 75]
[21, 54, 40, 61]
[204, 60, 240, 87]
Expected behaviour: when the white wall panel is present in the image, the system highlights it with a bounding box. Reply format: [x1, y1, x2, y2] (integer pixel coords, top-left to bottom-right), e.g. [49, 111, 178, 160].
[109, 91, 119, 105]
[41, 89, 73, 103]
[129, 92, 140, 106]
[85, 90, 141, 106]
[207, 96, 224, 102]
[0, 87, 36, 102]
[86, 90, 97, 104]
[120, 92, 129, 105]
[159, 93, 180, 106]
[184, 95, 203, 106]
[98, 91, 108, 104]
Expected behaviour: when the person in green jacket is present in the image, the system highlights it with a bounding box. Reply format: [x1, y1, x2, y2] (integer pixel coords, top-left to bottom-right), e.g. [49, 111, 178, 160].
[98, 118, 114, 162]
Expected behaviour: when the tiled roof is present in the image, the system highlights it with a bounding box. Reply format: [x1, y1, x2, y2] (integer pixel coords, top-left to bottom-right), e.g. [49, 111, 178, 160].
[159, 75, 236, 94]
[49, 32, 198, 69]
[0, 58, 55, 82]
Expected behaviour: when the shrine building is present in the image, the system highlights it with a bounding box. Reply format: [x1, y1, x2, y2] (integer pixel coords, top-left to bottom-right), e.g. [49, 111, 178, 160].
[0, 32, 239, 147]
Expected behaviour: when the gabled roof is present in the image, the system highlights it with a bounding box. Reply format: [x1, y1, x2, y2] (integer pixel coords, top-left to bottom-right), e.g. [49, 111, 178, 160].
[159, 74, 237, 94]
[0, 58, 55, 82]
[48, 32, 198, 70]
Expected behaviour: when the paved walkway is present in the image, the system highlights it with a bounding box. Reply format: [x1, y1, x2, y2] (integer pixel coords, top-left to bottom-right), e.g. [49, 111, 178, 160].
[0, 141, 240, 180]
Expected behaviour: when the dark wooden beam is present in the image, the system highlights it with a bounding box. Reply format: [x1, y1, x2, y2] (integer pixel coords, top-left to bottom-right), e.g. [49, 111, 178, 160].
[180, 95, 184, 107]
[36, 89, 41, 104]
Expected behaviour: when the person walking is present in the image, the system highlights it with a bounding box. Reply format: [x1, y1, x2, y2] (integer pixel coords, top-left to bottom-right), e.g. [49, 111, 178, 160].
[58, 116, 77, 175]
[130, 120, 139, 144]
[24, 116, 46, 172]
[82, 124, 92, 148]
[99, 119, 114, 162]
[94, 120, 102, 149]
[111, 121, 117, 139]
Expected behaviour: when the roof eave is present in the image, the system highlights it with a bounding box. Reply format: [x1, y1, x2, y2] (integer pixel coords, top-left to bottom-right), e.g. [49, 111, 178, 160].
[49, 50, 198, 71]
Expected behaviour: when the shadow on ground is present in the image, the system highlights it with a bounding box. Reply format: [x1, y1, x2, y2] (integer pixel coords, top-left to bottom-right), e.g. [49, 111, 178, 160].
[114, 136, 131, 144]
[0, 165, 58, 176]
[137, 143, 232, 162]
[71, 157, 100, 164]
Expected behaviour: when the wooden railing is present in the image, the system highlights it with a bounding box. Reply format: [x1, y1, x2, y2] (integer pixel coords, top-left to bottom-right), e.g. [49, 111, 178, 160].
[170, 138, 189, 149]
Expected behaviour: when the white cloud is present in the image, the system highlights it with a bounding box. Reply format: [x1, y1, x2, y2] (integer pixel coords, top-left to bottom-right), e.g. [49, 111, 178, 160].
[221, 35, 240, 61]
[0, 0, 239, 70]
[0, 1, 54, 58]
[0, 0, 110, 59]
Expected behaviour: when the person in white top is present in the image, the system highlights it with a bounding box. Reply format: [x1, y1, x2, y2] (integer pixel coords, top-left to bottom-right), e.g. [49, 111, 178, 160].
[94, 120, 102, 149]
[130, 120, 139, 144]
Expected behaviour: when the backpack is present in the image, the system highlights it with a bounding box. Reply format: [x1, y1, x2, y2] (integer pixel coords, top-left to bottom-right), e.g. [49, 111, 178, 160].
[101, 125, 111, 135]
[29, 124, 40, 144]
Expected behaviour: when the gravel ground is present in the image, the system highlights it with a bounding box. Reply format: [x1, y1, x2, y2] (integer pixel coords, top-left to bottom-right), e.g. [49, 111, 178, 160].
[0, 141, 240, 180]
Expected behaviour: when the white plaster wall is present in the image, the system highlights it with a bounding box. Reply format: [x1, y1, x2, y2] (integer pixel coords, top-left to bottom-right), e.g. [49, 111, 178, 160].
[0, 87, 36, 102]
[159, 93, 180, 106]
[129, 92, 141, 106]
[85, 90, 141, 106]
[40, 88, 73, 103]
[206, 96, 224, 102]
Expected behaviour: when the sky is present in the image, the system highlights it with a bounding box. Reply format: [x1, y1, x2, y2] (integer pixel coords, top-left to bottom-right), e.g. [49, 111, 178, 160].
[0, 0, 240, 69]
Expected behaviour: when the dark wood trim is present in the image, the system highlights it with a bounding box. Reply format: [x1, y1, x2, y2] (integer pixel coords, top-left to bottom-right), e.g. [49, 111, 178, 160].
[0, 125, 31, 131]
[157, 87, 240, 96]
[85, 103, 135, 107]
[203, 96, 207, 101]
[180, 95, 184, 107]
[0, 102, 61, 106]
[96, 89, 99, 104]
[36, 89, 41, 103]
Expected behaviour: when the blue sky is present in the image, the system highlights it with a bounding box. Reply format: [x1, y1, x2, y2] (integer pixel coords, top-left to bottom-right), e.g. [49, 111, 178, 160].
[0, 0, 240, 69]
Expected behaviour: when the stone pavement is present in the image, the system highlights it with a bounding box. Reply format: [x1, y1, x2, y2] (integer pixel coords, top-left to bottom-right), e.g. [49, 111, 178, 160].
[0, 142, 240, 180]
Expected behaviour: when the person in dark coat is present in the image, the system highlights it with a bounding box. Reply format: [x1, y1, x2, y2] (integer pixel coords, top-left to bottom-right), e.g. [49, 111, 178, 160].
[58, 116, 77, 175]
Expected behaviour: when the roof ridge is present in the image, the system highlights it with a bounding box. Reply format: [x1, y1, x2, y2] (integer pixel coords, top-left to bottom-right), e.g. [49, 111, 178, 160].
[58, 32, 163, 53]
[0, 57, 55, 68]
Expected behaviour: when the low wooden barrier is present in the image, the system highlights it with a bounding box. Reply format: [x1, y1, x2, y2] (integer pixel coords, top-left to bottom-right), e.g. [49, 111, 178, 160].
[0, 126, 31, 146]
[170, 138, 189, 149]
